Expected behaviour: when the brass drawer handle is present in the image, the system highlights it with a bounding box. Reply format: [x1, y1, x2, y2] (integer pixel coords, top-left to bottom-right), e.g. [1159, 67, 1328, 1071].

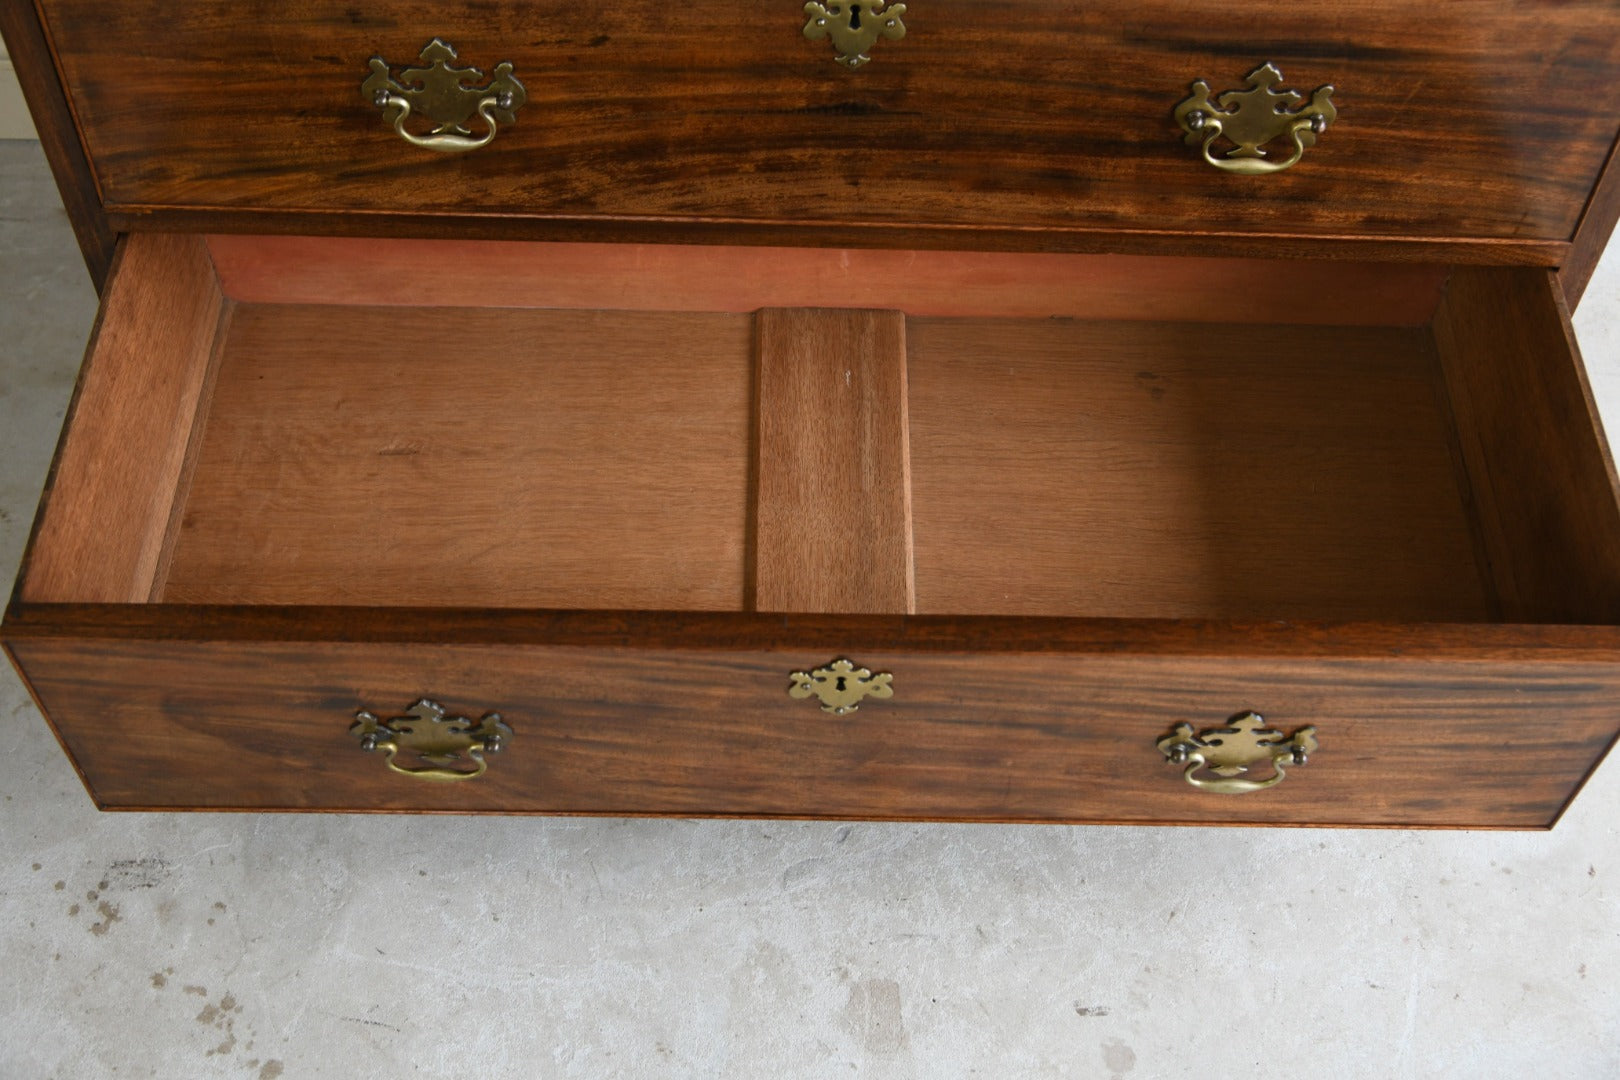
[788, 658, 893, 714]
[1174, 63, 1335, 175]
[1157, 712, 1317, 794]
[361, 38, 526, 153]
[351, 698, 512, 782]
[803, 1, 907, 69]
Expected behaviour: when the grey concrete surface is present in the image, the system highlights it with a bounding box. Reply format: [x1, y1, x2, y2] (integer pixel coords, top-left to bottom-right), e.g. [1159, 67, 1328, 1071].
[1, 138, 1618, 1078]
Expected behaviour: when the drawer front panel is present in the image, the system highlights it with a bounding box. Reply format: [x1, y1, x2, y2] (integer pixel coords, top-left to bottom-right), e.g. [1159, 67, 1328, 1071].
[37, 1, 1620, 245]
[13, 637, 1617, 826]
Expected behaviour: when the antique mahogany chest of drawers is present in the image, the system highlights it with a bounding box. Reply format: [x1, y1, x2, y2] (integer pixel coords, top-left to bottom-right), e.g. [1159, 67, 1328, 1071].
[6, 1, 1620, 826]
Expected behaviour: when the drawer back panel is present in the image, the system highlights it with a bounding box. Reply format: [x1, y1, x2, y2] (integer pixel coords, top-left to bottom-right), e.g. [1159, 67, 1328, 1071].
[34, 1, 1620, 247]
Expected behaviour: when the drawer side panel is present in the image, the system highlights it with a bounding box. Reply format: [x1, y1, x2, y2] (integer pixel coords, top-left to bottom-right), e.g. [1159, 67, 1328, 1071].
[18, 234, 226, 604]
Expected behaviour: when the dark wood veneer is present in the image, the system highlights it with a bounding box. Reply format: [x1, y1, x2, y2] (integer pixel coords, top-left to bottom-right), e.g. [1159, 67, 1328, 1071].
[8, 634, 1616, 826]
[106, 208, 1574, 269]
[1564, 128, 1620, 308]
[34, 0, 1620, 252]
[10, 604, 1620, 661]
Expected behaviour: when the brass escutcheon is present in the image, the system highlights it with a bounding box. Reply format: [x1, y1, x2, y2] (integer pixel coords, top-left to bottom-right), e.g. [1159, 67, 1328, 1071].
[803, 1, 907, 69]
[1156, 712, 1317, 794]
[351, 698, 512, 782]
[1174, 63, 1336, 174]
[788, 658, 894, 714]
[362, 38, 526, 152]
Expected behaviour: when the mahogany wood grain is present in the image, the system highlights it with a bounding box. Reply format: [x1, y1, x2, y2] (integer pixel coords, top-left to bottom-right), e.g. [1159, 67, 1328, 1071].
[12, 605, 1620, 663]
[10, 635, 1617, 827]
[1562, 130, 1620, 310]
[19, 234, 226, 603]
[907, 317, 1490, 621]
[205, 236, 1450, 326]
[754, 309, 913, 614]
[158, 303, 754, 609]
[1432, 269, 1620, 623]
[136, 210, 1570, 269]
[0, 2, 112, 289]
[34, 1, 1620, 249]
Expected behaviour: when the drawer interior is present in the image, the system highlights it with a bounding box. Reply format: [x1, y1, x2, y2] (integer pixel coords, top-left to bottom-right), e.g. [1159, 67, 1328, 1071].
[19, 234, 1620, 625]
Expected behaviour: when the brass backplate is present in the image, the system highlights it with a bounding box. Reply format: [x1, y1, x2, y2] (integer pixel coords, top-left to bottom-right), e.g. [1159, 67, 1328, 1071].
[352, 699, 512, 781]
[803, 1, 907, 69]
[1157, 712, 1318, 793]
[788, 658, 894, 714]
[362, 38, 526, 151]
[1174, 63, 1336, 174]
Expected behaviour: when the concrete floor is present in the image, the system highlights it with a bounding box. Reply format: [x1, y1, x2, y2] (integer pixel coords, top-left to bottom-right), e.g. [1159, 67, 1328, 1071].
[1, 138, 1618, 1079]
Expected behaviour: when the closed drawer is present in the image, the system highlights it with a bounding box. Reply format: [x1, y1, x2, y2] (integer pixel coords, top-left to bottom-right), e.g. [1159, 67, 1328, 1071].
[6, 232, 1620, 825]
[32, 1, 1620, 255]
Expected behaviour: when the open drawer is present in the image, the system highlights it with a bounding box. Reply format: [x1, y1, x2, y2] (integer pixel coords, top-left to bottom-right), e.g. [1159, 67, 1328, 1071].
[6, 233, 1620, 826]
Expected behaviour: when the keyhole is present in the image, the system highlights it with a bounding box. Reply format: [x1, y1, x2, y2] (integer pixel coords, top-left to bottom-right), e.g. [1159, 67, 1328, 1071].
[835, 676, 848, 692]
[847, 3, 862, 30]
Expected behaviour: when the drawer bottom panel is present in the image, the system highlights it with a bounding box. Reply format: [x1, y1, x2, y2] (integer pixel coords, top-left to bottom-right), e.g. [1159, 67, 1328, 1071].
[11, 637, 1617, 827]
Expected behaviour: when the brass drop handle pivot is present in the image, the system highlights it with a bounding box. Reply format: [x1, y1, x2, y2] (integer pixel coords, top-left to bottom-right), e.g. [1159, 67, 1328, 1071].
[1175, 62, 1336, 174]
[352, 698, 512, 782]
[362, 38, 527, 153]
[1157, 712, 1317, 794]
